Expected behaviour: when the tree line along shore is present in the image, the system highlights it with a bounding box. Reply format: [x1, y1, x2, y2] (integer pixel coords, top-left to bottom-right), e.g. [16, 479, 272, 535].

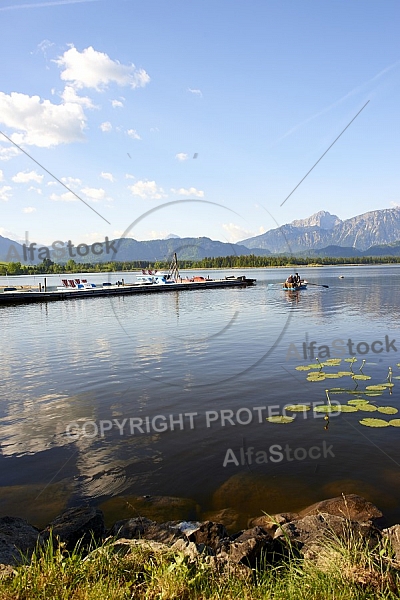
[1, 254, 400, 276]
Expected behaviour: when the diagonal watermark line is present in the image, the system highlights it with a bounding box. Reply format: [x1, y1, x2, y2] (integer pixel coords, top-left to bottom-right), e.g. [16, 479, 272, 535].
[0, 130, 111, 225]
[280, 100, 370, 207]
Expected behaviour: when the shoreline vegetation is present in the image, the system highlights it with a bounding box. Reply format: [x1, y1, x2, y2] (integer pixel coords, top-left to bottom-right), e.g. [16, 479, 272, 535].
[1, 495, 400, 599]
[1, 254, 400, 276]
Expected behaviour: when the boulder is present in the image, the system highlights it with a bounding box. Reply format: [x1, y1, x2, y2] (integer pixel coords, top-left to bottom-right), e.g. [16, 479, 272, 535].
[275, 513, 381, 558]
[298, 494, 385, 527]
[382, 525, 400, 562]
[0, 516, 40, 565]
[109, 517, 184, 545]
[41, 506, 105, 551]
[219, 526, 280, 567]
[187, 521, 229, 552]
[249, 512, 299, 537]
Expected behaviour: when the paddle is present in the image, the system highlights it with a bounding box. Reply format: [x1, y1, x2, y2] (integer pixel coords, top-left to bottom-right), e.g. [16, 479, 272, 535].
[303, 281, 329, 288]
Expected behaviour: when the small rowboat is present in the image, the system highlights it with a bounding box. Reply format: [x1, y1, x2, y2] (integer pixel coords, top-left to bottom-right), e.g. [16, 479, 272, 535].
[282, 281, 307, 291]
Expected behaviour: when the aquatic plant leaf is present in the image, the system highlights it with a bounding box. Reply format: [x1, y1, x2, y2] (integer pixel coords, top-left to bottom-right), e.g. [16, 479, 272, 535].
[347, 399, 371, 406]
[344, 357, 357, 363]
[377, 407, 398, 415]
[321, 359, 342, 366]
[336, 405, 359, 412]
[357, 404, 377, 412]
[314, 405, 341, 413]
[324, 374, 342, 379]
[382, 383, 394, 388]
[337, 371, 354, 376]
[393, 376, 400, 380]
[307, 375, 326, 382]
[363, 392, 384, 397]
[295, 365, 312, 371]
[308, 364, 322, 369]
[359, 418, 390, 428]
[285, 404, 311, 412]
[266, 416, 295, 424]
[389, 419, 400, 427]
[366, 385, 387, 391]
[352, 375, 371, 380]
[328, 387, 349, 393]
[308, 371, 325, 376]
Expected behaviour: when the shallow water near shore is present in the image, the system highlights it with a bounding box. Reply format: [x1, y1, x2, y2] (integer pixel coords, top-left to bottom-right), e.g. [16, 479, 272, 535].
[1, 264, 400, 528]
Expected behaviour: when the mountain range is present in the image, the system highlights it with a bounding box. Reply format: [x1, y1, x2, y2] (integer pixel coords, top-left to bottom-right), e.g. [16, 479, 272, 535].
[241, 208, 400, 253]
[2, 207, 400, 263]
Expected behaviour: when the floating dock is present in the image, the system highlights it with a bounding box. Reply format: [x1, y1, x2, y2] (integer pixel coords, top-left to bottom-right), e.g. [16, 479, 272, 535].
[0, 276, 256, 306]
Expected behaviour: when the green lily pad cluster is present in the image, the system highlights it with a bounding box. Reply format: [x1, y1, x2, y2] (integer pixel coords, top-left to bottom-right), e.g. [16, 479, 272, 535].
[268, 358, 399, 429]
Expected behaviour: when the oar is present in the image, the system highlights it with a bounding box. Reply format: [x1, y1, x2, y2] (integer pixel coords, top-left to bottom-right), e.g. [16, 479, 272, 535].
[304, 281, 329, 288]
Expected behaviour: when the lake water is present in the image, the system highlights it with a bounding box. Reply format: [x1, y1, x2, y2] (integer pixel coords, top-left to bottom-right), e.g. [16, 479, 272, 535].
[1, 264, 400, 529]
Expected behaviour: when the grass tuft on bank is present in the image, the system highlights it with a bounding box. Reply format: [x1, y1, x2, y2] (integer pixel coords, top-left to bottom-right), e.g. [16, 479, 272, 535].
[0, 530, 398, 600]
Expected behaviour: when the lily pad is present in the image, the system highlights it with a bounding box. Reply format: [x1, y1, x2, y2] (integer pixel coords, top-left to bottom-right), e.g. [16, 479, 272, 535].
[357, 404, 377, 412]
[363, 392, 384, 397]
[314, 405, 341, 413]
[285, 404, 311, 412]
[344, 358, 357, 363]
[377, 407, 398, 415]
[359, 418, 390, 428]
[348, 399, 371, 406]
[295, 365, 312, 371]
[266, 416, 295, 424]
[336, 405, 359, 413]
[321, 359, 342, 366]
[308, 364, 322, 369]
[389, 419, 400, 427]
[382, 383, 395, 388]
[366, 385, 387, 391]
[337, 371, 354, 376]
[352, 375, 371, 380]
[307, 376, 326, 382]
[324, 374, 343, 379]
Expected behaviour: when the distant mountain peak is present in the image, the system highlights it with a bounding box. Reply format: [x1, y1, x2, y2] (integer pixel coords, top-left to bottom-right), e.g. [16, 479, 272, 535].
[165, 233, 181, 239]
[291, 211, 341, 230]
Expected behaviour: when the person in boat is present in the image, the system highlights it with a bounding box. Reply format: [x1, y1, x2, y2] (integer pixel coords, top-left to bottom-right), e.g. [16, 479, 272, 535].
[294, 273, 301, 287]
[285, 274, 295, 288]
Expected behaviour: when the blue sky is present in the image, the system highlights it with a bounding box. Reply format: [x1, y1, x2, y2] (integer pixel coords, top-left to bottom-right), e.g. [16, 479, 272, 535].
[0, 0, 399, 248]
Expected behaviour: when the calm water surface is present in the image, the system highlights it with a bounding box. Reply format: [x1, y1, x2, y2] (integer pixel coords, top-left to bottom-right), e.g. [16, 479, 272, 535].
[1, 265, 400, 528]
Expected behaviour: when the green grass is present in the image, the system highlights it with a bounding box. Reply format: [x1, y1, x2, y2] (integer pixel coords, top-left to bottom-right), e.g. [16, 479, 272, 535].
[0, 530, 399, 600]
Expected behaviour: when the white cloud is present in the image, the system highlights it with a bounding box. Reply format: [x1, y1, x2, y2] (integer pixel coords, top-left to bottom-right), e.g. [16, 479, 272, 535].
[128, 180, 166, 200]
[111, 99, 124, 108]
[100, 121, 112, 132]
[188, 88, 203, 97]
[28, 186, 42, 194]
[81, 187, 106, 201]
[175, 153, 188, 161]
[171, 187, 204, 198]
[61, 176, 82, 187]
[50, 191, 77, 202]
[125, 173, 135, 180]
[127, 128, 141, 140]
[222, 223, 254, 243]
[0, 145, 19, 160]
[61, 85, 95, 108]
[36, 39, 55, 56]
[23, 206, 36, 213]
[54, 46, 150, 91]
[0, 91, 87, 147]
[0, 186, 12, 201]
[101, 172, 114, 182]
[146, 230, 169, 240]
[12, 170, 43, 184]
[0, 170, 3, 181]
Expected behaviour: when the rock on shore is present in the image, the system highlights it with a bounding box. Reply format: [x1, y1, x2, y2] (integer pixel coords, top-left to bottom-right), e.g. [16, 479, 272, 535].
[0, 494, 399, 571]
